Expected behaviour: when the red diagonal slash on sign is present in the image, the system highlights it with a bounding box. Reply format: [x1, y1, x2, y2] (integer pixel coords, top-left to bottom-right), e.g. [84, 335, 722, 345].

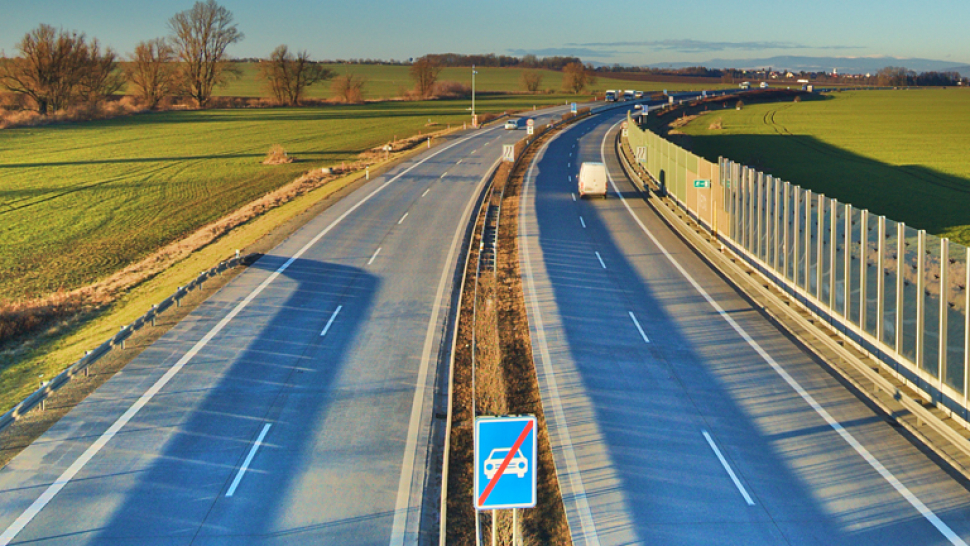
[478, 419, 534, 507]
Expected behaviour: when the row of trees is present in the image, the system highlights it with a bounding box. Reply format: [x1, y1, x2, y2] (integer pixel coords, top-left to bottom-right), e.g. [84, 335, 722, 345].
[0, 0, 343, 113]
[420, 53, 583, 71]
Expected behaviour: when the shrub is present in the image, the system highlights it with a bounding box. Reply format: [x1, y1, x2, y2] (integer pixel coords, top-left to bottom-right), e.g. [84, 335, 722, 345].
[262, 144, 293, 165]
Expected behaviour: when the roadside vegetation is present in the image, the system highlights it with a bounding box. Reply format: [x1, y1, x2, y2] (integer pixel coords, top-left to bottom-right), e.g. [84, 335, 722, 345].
[676, 89, 970, 245]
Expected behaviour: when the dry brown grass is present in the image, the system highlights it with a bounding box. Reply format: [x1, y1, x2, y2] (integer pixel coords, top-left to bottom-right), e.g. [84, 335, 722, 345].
[445, 128, 571, 546]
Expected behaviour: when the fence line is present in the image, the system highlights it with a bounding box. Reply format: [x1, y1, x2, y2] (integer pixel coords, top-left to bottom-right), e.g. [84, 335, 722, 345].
[0, 252, 256, 432]
[625, 111, 970, 424]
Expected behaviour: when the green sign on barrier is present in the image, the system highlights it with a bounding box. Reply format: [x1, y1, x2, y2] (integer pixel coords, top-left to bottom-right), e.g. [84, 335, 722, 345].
[694, 179, 709, 188]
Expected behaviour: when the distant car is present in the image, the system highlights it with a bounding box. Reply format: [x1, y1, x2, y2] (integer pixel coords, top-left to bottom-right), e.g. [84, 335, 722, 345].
[634, 90, 644, 99]
[634, 104, 643, 110]
[504, 119, 519, 130]
[484, 448, 528, 479]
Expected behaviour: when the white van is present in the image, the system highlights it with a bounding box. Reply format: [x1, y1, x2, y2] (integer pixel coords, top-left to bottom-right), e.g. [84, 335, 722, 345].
[578, 162, 608, 198]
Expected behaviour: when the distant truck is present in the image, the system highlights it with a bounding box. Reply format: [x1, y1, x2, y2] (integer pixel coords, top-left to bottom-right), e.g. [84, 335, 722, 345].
[605, 90, 618, 101]
[740, 81, 751, 90]
[760, 82, 769, 88]
[623, 90, 635, 101]
[578, 162, 608, 198]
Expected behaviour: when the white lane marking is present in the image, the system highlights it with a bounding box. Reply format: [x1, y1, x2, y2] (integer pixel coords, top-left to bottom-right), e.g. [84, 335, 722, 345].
[580, 216, 586, 229]
[595, 251, 606, 269]
[471, 149, 477, 154]
[628, 312, 650, 343]
[422, 188, 431, 197]
[521, 131, 601, 546]
[599, 121, 969, 546]
[398, 212, 409, 225]
[320, 305, 343, 337]
[367, 247, 382, 265]
[702, 430, 754, 506]
[389, 156, 503, 546]
[0, 123, 503, 546]
[568, 162, 571, 168]
[571, 193, 576, 202]
[457, 159, 463, 165]
[440, 172, 448, 179]
[226, 423, 272, 498]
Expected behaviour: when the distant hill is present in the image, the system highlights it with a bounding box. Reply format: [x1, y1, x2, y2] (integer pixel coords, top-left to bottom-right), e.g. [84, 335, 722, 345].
[647, 56, 970, 77]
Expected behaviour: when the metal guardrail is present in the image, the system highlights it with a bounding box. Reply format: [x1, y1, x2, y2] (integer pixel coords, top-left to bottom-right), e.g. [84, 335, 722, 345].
[0, 252, 257, 432]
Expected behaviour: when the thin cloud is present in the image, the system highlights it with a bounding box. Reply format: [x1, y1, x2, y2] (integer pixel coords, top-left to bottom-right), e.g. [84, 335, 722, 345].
[507, 47, 618, 58]
[567, 39, 862, 54]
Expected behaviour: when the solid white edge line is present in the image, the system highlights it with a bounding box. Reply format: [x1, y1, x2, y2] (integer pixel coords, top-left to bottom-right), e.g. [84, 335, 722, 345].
[594, 251, 606, 269]
[367, 247, 382, 265]
[226, 423, 272, 497]
[628, 311, 650, 343]
[521, 129, 601, 546]
[702, 430, 755, 506]
[398, 212, 409, 225]
[0, 125, 501, 546]
[388, 156, 503, 546]
[599, 120, 969, 546]
[320, 305, 343, 337]
[580, 216, 586, 229]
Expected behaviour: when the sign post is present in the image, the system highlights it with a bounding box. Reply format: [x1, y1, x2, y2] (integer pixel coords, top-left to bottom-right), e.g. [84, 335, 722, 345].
[526, 118, 535, 135]
[570, 102, 577, 114]
[621, 120, 629, 138]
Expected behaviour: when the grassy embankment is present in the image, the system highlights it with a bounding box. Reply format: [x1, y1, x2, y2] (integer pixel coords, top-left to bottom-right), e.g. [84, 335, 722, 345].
[0, 93, 573, 413]
[677, 89, 970, 246]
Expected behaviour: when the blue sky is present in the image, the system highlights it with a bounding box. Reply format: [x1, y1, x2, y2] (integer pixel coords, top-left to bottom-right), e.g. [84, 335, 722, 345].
[2, 0, 968, 66]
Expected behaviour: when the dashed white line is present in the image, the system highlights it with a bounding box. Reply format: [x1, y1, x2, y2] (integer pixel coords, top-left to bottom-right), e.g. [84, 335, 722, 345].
[471, 149, 477, 154]
[628, 312, 650, 343]
[320, 305, 343, 337]
[440, 172, 448, 178]
[0, 123, 505, 546]
[580, 216, 586, 228]
[422, 188, 431, 197]
[571, 193, 576, 201]
[595, 251, 606, 269]
[599, 120, 969, 546]
[457, 159, 463, 165]
[703, 430, 754, 506]
[367, 247, 382, 265]
[397, 212, 409, 225]
[226, 423, 272, 497]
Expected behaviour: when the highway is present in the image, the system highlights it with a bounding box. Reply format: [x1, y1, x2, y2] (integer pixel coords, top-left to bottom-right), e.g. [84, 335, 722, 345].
[519, 108, 970, 545]
[0, 106, 570, 546]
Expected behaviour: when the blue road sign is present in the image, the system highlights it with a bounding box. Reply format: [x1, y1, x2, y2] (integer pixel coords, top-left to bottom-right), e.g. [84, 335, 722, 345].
[475, 416, 537, 510]
[571, 102, 578, 113]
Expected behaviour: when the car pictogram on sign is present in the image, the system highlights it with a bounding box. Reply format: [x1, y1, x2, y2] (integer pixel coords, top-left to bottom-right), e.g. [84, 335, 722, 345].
[484, 448, 528, 479]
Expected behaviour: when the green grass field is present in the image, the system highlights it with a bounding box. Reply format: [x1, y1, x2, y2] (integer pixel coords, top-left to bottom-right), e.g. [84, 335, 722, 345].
[677, 89, 970, 245]
[0, 94, 571, 301]
[202, 63, 722, 99]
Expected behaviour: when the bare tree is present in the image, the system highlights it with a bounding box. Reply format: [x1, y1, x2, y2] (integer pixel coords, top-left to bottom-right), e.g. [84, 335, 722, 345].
[259, 45, 335, 105]
[331, 73, 366, 103]
[168, 0, 243, 108]
[79, 38, 124, 101]
[0, 24, 119, 115]
[410, 58, 443, 98]
[561, 62, 590, 94]
[126, 38, 177, 109]
[521, 70, 542, 93]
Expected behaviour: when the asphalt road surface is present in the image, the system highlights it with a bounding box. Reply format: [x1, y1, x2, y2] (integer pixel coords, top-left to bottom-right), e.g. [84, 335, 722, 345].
[519, 108, 970, 546]
[0, 105, 573, 546]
